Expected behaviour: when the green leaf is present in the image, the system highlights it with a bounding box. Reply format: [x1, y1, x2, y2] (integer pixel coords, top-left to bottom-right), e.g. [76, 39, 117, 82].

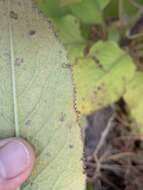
[52, 15, 86, 63]
[67, 44, 85, 64]
[54, 15, 85, 45]
[34, 0, 68, 18]
[124, 72, 143, 130]
[68, 0, 103, 24]
[0, 0, 85, 189]
[104, 0, 118, 18]
[60, 0, 83, 7]
[108, 27, 120, 42]
[104, 0, 138, 19]
[72, 41, 135, 114]
[96, 0, 111, 10]
[86, 183, 93, 190]
[35, 0, 106, 24]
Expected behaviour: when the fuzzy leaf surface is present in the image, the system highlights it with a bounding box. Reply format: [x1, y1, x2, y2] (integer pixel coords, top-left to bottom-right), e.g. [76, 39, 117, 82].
[0, 0, 84, 190]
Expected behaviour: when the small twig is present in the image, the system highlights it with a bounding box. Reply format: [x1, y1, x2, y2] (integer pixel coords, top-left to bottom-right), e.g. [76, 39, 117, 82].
[101, 174, 122, 190]
[94, 155, 101, 177]
[99, 148, 113, 162]
[128, 0, 143, 12]
[133, 44, 143, 50]
[106, 152, 135, 161]
[126, 31, 143, 39]
[116, 114, 130, 127]
[84, 161, 96, 168]
[134, 50, 143, 57]
[94, 114, 115, 156]
[100, 164, 123, 175]
[115, 134, 143, 141]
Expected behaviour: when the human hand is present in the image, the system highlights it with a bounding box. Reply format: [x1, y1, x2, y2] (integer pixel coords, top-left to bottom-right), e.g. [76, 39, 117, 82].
[0, 138, 35, 190]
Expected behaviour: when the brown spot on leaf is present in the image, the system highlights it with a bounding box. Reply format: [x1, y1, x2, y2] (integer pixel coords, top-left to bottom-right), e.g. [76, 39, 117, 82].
[68, 125, 72, 130]
[92, 56, 104, 70]
[62, 63, 71, 69]
[59, 50, 63, 54]
[46, 152, 51, 157]
[97, 86, 102, 91]
[10, 11, 18, 19]
[15, 58, 24, 66]
[25, 120, 31, 128]
[59, 112, 66, 122]
[82, 97, 86, 101]
[69, 144, 74, 149]
[29, 30, 36, 36]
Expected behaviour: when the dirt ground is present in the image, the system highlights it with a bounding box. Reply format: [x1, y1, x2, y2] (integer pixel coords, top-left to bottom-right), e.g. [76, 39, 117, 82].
[84, 99, 143, 190]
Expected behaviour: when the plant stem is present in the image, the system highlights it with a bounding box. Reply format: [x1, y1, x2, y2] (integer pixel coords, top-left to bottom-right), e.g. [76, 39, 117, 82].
[107, 152, 135, 161]
[118, 0, 124, 26]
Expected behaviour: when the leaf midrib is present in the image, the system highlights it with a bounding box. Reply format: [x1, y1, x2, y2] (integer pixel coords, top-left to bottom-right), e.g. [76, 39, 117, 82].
[8, 0, 20, 137]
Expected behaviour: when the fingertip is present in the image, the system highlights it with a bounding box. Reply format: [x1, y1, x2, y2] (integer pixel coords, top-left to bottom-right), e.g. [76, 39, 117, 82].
[0, 138, 35, 190]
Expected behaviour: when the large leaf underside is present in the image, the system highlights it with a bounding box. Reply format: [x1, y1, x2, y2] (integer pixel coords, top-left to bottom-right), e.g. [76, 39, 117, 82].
[0, 0, 84, 190]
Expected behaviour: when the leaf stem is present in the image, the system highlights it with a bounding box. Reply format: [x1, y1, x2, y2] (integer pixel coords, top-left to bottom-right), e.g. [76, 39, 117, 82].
[118, 0, 124, 26]
[8, 0, 20, 137]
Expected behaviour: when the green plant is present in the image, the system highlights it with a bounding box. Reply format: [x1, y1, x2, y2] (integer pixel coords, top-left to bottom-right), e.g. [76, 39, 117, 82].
[34, 0, 143, 189]
[0, 0, 143, 190]
[35, 0, 143, 128]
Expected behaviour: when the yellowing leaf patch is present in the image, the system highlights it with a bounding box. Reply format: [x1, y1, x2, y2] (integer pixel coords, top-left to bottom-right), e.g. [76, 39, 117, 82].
[124, 72, 143, 130]
[72, 41, 136, 114]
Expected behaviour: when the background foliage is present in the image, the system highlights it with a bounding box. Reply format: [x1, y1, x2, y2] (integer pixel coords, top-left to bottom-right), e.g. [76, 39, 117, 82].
[36, 0, 143, 129]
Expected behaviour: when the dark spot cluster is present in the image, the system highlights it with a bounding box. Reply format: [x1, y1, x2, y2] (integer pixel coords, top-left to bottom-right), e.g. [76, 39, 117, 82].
[15, 57, 24, 66]
[69, 144, 74, 149]
[59, 112, 66, 122]
[29, 30, 36, 36]
[10, 11, 18, 20]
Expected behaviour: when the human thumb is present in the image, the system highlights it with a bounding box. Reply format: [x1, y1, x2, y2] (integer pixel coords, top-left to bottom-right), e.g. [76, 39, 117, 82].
[0, 138, 35, 190]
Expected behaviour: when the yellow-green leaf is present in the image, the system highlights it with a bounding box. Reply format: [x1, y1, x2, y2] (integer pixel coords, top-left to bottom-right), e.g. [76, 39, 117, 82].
[60, 0, 83, 7]
[54, 15, 85, 45]
[69, 0, 103, 24]
[72, 41, 135, 114]
[0, 0, 84, 189]
[34, 0, 68, 17]
[96, 0, 111, 10]
[124, 72, 143, 130]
